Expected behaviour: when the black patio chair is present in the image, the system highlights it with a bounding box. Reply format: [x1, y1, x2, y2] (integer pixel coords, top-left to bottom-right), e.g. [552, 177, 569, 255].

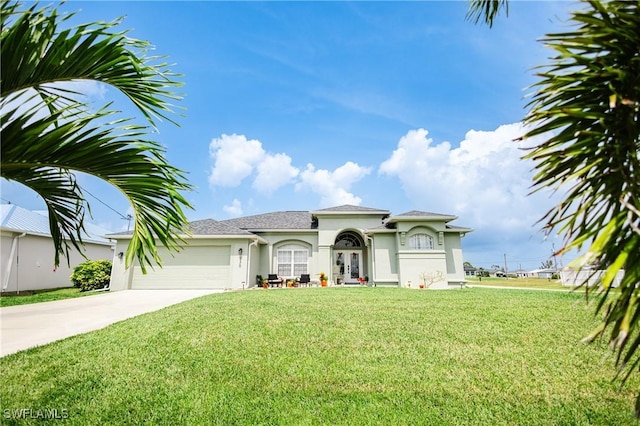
[299, 274, 311, 287]
[267, 274, 282, 287]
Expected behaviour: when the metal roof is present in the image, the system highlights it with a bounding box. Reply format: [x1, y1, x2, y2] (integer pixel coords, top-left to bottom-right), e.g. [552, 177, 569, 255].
[0, 204, 114, 245]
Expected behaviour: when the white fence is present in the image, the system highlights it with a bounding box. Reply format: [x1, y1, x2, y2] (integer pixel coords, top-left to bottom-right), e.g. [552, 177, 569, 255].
[560, 269, 625, 288]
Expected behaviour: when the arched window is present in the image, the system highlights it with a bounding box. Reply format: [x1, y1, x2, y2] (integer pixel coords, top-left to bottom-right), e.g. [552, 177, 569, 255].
[409, 233, 434, 250]
[334, 231, 362, 248]
[276, 244, 308, 277]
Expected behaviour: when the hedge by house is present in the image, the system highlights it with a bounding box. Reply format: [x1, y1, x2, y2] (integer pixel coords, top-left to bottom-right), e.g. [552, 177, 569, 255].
[70, 260, 112, 291]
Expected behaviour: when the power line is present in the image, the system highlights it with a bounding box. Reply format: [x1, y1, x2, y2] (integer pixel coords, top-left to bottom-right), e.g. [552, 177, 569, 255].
[79, 185, 130, 223]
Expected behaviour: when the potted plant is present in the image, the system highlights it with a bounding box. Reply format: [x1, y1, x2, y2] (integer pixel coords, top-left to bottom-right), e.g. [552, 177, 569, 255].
[319, 272, 328, 287]
[256, 275, 263, 287]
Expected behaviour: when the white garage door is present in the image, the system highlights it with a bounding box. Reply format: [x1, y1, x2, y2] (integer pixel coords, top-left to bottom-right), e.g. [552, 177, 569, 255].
[131, 246, 230, 289]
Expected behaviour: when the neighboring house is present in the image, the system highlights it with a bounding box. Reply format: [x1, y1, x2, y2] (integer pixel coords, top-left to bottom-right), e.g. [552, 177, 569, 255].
[463, 264, 477, 277]
[108, 204, 472, 291]
[527, 268, 557, 279]
[1, 204, 115, 293]
[512, 269, 528, 278]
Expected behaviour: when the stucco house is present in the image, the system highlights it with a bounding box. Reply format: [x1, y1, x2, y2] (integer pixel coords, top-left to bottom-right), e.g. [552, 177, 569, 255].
[108, 205, 472, 291]
[1, 204, 115, 293]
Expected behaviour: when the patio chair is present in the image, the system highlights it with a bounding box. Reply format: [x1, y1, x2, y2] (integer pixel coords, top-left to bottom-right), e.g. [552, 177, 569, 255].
[267, 274, 282, 287]
[299, 274, 310, 287]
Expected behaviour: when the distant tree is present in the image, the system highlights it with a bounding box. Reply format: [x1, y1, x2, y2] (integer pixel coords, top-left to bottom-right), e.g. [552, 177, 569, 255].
[0, 1, 193, 272]
[540, 259, 554, 270]
[464, 261, 473, 267]
[468, 0, 640, 416]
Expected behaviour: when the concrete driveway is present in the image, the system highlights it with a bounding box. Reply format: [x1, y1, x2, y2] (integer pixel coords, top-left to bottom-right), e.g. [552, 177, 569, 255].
[0, 289, 222, 357]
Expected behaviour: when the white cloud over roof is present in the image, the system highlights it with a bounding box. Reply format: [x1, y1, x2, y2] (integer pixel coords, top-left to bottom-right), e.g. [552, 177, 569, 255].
[379, 123, 555, 236]
[296, 162, 371, 208]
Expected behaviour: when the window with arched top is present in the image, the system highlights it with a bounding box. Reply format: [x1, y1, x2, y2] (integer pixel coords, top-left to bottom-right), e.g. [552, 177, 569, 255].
[334, 231, 362, 248]
[409, 233, 434, 250]
[276, 244, 308, 277]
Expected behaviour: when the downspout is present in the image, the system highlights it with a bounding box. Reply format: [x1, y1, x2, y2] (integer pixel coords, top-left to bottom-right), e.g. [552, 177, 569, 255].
[246, 238, 259, 288]
[2, 232, 26, 292]
[364, 232, 376, 287]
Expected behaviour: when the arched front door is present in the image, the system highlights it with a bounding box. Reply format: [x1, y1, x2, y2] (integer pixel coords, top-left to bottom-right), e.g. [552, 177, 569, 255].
[334, 231, 364, 284]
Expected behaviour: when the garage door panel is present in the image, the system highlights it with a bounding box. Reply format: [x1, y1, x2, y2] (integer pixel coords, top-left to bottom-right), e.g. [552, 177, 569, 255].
[131, 246, 230, 289]
[155, 246, 230, 266]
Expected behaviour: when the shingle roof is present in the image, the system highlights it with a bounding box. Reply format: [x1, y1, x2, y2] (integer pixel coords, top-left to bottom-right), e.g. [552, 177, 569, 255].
[107, 205, 471, 238]
[189, 219, 254, 235]
[394, 210, 453, 218]
[220, 211, 314, 230]
[1, 204, 113, 244]
[313, 204, 390, 214]
[445, 224, 473, 232]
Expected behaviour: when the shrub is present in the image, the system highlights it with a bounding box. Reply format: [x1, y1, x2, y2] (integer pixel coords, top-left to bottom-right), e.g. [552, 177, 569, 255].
[70, 260, 112, 291]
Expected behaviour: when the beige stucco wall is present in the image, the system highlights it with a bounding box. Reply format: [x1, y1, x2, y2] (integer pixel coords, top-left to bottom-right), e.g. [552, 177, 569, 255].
[397, 250, 448, 289]
[370, 233, 398, 285]
[252, 232, 318, 284]
[1, 231, 114, 293]
[444, 233, 465, 284]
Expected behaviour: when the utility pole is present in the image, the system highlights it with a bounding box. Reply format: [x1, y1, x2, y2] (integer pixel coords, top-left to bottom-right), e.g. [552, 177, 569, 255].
[504, 253, 508, 278]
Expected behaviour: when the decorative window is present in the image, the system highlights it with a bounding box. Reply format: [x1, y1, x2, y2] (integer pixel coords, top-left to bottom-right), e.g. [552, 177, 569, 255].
[334, 231, 362, 248]
[409, 234, 434, 250]
[276, 244, 308, 276]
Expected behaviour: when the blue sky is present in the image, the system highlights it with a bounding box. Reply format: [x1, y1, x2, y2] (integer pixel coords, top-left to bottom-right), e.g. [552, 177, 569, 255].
[1, 0, 578, 271]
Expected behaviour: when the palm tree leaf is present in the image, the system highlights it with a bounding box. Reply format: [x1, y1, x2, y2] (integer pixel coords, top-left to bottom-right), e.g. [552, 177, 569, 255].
[1, 93, 192, 272]
[466, 0, 509, 27]
[1, 1, 183, 127]
[521, 0, 640, 405]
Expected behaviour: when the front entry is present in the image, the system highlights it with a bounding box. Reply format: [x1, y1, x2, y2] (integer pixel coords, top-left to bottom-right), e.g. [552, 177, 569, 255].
[334, 230, 365, 285]
[334, 250, 363, 284]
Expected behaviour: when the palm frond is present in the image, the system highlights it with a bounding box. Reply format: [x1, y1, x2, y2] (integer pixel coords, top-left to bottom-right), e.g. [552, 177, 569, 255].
[522, 0, 640, 403]
[1, 1, 193, 272]
[466, 0, 509, 28]
[1, 1, 183, 127]
[1, 94, 192, 272]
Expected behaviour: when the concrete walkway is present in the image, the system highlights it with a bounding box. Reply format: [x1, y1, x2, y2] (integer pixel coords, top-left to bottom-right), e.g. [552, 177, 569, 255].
[0, 289, 222, 357]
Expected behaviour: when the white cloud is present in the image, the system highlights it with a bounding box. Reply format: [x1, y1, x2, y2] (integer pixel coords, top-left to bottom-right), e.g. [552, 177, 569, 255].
[296, 161, 372, 207]
[51, 80, 108, 101]
[253, 153, 299, 194]
[379, 124, 554, 235]
[208, 134, 298, 193]
[208, 134, 266, 187]
[223, 199, 243, 217]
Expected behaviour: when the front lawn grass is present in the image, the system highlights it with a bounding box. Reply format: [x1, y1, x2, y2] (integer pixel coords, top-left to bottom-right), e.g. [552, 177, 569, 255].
[1, 288, 637, 424]
[468, 276, 569, 290]
[0, 287, 101, 307]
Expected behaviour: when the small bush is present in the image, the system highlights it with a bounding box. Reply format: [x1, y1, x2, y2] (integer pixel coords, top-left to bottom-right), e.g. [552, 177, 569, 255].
[70, 260, 112, 291]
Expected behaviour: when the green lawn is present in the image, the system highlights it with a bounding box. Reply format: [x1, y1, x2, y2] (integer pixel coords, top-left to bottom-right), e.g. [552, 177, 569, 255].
[0, 287, 102, 307]
[1, 288, 637, 424]
[466, 276, 570, 290]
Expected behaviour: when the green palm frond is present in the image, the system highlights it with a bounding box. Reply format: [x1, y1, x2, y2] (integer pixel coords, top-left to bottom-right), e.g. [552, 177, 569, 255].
[466, 0, 509, 27]
[522, 0, 640, 407]
[1, 0, 183, 126]
[1, 1, 192, 272]
[2, 92, 193, 272]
